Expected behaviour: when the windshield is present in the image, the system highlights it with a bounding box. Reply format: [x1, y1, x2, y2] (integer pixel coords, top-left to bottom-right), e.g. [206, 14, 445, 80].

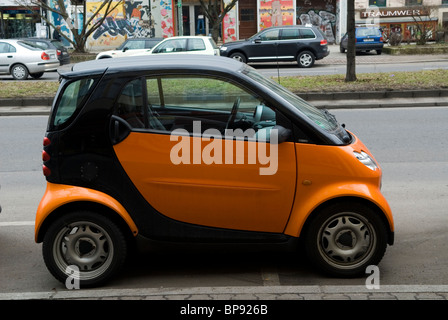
[242, 67, 339, 132]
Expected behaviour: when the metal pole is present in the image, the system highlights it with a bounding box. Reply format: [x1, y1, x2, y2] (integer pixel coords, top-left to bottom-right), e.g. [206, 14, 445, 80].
[177, 0, 183, 36]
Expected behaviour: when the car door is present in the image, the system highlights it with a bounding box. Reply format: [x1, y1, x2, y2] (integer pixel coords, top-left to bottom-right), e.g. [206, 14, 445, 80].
[278, 28, 302, 60]
[245, 29, 280, 62]
[111, 75, 297, 233]
[0, 42, 16, 73]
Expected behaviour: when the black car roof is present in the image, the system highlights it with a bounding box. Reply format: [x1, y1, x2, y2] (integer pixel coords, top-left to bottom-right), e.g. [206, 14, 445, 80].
[67, 54, 244, 77]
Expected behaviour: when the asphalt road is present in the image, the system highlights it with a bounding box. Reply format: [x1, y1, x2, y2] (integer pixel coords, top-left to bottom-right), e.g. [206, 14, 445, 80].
[0, 106, 447, 295]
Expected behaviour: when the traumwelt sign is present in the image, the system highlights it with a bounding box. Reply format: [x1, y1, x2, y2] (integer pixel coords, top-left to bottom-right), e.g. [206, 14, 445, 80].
[361, 8, 429, 19]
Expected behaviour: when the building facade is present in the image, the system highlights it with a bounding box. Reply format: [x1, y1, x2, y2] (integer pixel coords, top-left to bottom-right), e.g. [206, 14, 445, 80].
[1, 0, 447, 50]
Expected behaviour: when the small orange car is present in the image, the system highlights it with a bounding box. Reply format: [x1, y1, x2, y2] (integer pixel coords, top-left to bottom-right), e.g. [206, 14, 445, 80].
[36, 55, 394, 287]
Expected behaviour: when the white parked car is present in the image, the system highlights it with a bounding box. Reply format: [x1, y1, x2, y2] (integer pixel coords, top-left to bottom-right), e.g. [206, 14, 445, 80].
[96, 38, 163, 59]
[0, 39, 60, 80]
[135, 36, 220, 57]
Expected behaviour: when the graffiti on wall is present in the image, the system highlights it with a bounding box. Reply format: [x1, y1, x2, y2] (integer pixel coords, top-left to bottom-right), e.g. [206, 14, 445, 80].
[159, 0, 174, 38]
[222, 0, 237, 43]
[259, 0, 295, 30]
[297, 0, 336, 43]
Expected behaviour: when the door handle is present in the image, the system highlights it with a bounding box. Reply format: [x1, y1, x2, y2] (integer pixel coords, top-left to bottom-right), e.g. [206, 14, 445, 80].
[109, 115, 132, 144]
[7, 55, 13, 58]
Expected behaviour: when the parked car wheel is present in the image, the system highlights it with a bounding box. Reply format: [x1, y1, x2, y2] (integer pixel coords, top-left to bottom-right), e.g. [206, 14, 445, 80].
[297, 51, 315, 68]
[340, 46, 346, 53]
[376, 49, 382, 55]
[30, 72, 44, 79]
[304, 202, 388, 277]
[11, 64, 29, 80]
[42, 211, 128, 288]
[229, 52, 247, 64]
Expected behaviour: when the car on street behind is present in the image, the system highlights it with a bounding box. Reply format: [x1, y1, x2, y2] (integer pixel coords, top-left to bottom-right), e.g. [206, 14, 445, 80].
[20, 38, 71, 65]
[340, 26, 384, 55]
[219, 25, 329, 68]
[0, 39, 60, 80]
[137, 36, 220, 57]
[96, 37, 163, 59]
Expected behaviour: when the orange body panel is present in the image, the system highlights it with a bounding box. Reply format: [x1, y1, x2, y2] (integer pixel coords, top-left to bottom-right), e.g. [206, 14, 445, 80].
[285, 134, 394, 237]
[113, 132, 297, 233]
[35, 182, 138, 242]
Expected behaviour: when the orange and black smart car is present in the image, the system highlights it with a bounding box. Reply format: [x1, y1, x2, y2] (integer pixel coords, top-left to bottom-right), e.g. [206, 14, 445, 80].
[36, 55, 394, 287]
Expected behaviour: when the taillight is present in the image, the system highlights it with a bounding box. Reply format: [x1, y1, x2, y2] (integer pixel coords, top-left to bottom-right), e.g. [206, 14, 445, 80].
[57, 50, 62, 56]
[41, 52, 50, 60]
[320, 39, 327, 46]
[42, 165, 51, 177]
[42, 137, 51, 177]
[380, 37, 384, 42]
[42, 150, 50, 162]
[43, 137, 51, 146]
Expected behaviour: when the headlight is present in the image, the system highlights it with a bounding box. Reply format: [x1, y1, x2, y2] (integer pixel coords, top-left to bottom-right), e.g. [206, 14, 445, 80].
[220, 46, 227, 51]
[354, 151, 378, 171]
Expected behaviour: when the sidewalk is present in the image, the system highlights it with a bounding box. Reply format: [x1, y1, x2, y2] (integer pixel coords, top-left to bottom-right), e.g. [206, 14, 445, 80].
[2, 284, 448, 300]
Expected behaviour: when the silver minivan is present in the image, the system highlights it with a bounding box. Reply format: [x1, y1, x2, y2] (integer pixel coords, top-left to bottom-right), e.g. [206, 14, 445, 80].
[0, 39, 60, 80]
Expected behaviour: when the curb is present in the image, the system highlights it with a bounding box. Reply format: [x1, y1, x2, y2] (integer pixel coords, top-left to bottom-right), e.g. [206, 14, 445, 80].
[1, 285, 448, 300]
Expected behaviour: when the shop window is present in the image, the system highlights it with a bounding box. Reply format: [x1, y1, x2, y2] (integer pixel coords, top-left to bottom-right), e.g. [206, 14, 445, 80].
[405, 0, 422, 6]
[241, 8, 255, 22]
[369, 0, 386, 7]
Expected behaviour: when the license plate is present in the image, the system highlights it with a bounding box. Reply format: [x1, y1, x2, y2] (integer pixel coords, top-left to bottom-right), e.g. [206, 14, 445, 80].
[50, 54, 56, 58]
[363, 39, 374, 42]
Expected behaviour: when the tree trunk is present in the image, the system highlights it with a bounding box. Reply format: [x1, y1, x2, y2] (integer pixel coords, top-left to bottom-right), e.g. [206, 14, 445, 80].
[345, 0, 356, 82]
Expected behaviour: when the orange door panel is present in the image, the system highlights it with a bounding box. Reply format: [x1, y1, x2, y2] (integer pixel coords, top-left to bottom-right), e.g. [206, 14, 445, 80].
[113, 132, 296, 233]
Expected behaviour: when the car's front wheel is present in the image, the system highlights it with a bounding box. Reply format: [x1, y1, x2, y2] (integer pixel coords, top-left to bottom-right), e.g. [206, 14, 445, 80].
[11, 64, 29, 80]
[304, 202, 388, 277]
[42, 211, 128, 288]
[229, 52, 247, 64]
[297, 51, 315, 68]
[30, 72, 44, 79]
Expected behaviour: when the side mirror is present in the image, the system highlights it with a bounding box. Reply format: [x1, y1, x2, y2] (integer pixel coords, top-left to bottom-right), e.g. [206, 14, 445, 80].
[272, 125, 291, 144]
[254, 37, 262, 43]
[122, 47, 129, 52]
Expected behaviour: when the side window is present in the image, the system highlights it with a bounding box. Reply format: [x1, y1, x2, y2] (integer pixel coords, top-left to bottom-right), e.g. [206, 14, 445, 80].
[259, 30, 279, 41]
[126, 40, 145, 50]
[0, 43, 16, 53]
[153, 39, 187, 53]
[187, 38, 206, 51]
[53, 78, 95, 127]
[115, 79, 146, 128]
[281, 28, 300, 40]
[299, 29, 316, 39]
[146, 76, 277, 139]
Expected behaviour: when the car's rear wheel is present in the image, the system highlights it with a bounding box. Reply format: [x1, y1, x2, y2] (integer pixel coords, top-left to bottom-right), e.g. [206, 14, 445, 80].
[42, 211, 127, 288]
[30, 72, 44, 79]
[11, 64, 29, 80]
[376, 49, 382, 55]
[229, 52, 247, 64]
[304, 202, 388, 277]
[297, 51, 315, 68]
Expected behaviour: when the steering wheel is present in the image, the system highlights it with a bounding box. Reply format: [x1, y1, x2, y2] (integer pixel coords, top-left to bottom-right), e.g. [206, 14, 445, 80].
[226, 97, 240, 130]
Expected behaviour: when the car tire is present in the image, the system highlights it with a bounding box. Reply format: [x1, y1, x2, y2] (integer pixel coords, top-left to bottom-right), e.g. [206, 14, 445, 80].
[304, 202, 388, 277]
[376, 49, 382, 55]
[30, 72, 44, 79]
[340, 46, 346, 53]
[11, 64, 29, 80]
[42, 211, 128, 288]
[297, 51, 315, 68]
[229, 52, 247, 64]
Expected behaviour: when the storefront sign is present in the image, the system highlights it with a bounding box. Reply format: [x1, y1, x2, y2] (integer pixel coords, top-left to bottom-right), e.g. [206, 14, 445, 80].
[361, 8, 429, 19]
